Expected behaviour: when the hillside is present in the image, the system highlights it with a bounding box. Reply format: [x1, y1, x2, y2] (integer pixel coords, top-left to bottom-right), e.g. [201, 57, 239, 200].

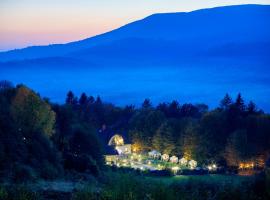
[0, 4, 269, 62]
[0, 4, 270, 110]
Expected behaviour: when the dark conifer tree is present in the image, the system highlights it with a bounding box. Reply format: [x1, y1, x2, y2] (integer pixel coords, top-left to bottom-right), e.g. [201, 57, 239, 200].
[235, 93, 245, 112]
[0, 80, 13, 90]
[158, 122, 174, 154]
[157, 102, 168, 115]
[66, 91, 75, 105]
[220, 93, 232, 110]
[247, 101, 256, 114]
[79, 93, 88, 106]
[168, 100, 180, 118]
[88, 96, 95, 104]
[96, 96, 102, 104]
[152, 130, 163, 152]
[142, 98, 152, 109]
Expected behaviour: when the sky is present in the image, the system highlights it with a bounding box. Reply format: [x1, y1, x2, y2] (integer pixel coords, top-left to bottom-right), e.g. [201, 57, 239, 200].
[1, 0, 270, 51]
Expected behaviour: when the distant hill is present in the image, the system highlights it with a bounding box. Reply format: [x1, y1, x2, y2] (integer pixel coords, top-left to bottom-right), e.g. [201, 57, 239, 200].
[0, 4, 269, 62]
[1, 4, 270, 110]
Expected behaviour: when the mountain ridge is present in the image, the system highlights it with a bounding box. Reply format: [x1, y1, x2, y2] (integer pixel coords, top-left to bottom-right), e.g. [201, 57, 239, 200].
[0, 4, 269, 62]
[1, 4, 270, 111]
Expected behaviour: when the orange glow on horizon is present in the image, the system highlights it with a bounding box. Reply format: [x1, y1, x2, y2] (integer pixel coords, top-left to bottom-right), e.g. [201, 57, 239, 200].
[1, 0, 270, 50]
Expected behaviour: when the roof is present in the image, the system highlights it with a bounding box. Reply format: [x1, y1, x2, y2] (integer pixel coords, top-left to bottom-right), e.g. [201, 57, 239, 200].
[98, 127, 131, 145]
[98, 126, 131, 155]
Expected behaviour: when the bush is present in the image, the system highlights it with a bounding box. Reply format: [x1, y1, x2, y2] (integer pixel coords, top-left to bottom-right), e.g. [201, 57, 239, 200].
[147, 169, 172, 177]
[64, 153, 100, 176]
[72, 186, 98, 200]
[180, 169, 208, 175]
[10, 186, 41, 200]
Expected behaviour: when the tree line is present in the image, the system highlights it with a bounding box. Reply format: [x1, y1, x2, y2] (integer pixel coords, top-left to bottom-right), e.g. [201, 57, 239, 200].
[0, 80, 270, 182]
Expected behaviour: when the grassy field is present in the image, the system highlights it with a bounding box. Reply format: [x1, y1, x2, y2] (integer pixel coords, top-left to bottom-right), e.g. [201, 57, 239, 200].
[146, 174, 253, 186]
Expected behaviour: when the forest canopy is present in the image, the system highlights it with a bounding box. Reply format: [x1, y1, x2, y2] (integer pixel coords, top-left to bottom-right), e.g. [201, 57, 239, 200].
[0, 80, 270, 182]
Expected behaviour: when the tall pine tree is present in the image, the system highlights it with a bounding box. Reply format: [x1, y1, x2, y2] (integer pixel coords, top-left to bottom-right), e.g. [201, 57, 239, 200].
[220, 93, 232, 110]
[235, 93, 245, 112]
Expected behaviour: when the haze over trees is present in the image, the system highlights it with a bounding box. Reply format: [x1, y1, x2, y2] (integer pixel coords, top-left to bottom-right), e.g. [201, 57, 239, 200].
[1, 81, 270, 181]
[0, 81, 270, 199]
[1, 5, 270, 112]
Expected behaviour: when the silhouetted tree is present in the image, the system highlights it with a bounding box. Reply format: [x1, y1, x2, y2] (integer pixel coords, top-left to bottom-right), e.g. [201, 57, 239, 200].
[180, 103, 199, 117]
[157, 122, 174, 154]
[152, 129, 163, 152]
[142, 98, 152, 109]
[88, 96, 95, 104]
[66, 91, 75, 105]
[225, 130, 249, 167]
[220, 93, 232, 110]
[247, 101, 257, 114]
[180, 124, 200, 161]
[235, 93, 245, 112]
[11, 86, 55, 137]
[0, 80, 13, 90]
[168, 100, 180, 118]
[79, 93, 88, 106]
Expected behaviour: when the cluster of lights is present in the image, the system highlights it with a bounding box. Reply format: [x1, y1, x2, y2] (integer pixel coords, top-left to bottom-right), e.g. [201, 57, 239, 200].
[188, 160, 197, 169]
[161, 154, 170, 161]
[115, 137, 124, 146]
[207, 164, 217, 171]
[179, 158, 188, 165]
[106, 148, 224, 174]
[171, 166, 180, 174]
[170, 156, 178, 163]
[239, 162, 254, 169]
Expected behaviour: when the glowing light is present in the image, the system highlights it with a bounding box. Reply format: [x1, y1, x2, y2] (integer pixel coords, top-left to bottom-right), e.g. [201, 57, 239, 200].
[116, 137, 124, 145]
[171, 166, 180, 174]
[179, 157, 188, 165]
[148, 150, 161, 159]
[170, 156, 179, 163]
[239, 162, 255, 169]
[208, 164, 217, 171]
[161, 154, 169, 162]
[109, 134, 124, 146]
[188, 160, 197, 169]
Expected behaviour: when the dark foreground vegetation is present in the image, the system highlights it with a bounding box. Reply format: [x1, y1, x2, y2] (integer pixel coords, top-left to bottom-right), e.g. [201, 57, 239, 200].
[0, 80, 270, 199]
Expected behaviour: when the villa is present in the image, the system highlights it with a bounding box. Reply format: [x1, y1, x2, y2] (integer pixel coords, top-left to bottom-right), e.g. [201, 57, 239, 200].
[98, 125, 132, 164]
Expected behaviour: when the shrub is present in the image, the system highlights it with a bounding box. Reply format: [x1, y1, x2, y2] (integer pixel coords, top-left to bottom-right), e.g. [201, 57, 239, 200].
[72, 186, 98, 200]
[9, 186, 41, 200]
[64, 153, 100, 176]
[147, 169, 172, 177]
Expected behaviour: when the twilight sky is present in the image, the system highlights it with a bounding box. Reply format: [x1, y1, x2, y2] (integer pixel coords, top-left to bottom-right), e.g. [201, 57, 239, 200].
[1, 0, 270, 51]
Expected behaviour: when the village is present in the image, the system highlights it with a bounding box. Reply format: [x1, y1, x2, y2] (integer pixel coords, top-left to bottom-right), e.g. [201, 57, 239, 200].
[104, 134, 219, 175]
